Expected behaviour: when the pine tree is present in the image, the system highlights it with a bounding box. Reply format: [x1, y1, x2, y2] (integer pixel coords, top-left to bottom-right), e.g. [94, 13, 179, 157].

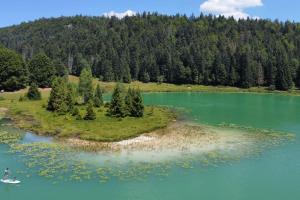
[131, 89, 144, 117]
[78, 67, 94, 104]
[108, 84, 125, 118]
[125, 88, 134, 116]
[26, 83, 41, 100]
[66, 84, 76, 112]
[275, 44, 293, 91]
[94, 84, 103, 107]
[276, 64, 293, 90]
[47, 77, 72, 114]
[84, 102, 96, 120]
[239, 49, 254, 88]
[54, 60, 69, 78]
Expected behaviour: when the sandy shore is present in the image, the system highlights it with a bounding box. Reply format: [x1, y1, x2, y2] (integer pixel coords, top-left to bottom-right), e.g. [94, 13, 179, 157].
[65, 122, 253, 155]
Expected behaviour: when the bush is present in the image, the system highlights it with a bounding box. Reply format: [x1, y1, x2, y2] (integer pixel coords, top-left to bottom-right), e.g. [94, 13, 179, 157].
[84, 103, 96, 120]
[26, 83, 41, 100]
[76, 113, 82, 120]
[19, 95, 28, 102]
[71, 107, 80, 116]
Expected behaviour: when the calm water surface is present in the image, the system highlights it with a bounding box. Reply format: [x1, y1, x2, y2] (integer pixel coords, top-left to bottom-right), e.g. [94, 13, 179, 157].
[1, 92, 300, 200]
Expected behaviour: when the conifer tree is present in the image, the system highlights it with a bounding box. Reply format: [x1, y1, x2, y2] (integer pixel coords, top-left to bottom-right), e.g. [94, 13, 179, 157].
[130, 89, 144, 117]
[93, 84, 103, 107]
[108, 83, 125, 117]
[26, 82, 41, 100]
[275, 44, 293, 90]
[84, 102, 96, 120]
[78, 67, 94, 104]
[124, 88, 134, 116]
[47, 77, 73, 114]
[66, 83, 76, 112]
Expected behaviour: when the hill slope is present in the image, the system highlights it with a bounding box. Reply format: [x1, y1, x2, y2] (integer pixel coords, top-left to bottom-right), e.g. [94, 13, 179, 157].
[1, 14, 300, 90]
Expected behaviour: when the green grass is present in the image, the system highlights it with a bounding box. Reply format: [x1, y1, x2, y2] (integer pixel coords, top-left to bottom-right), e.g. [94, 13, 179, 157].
[0, 90, 175, 142]
[1, 75, 299, 142]
[69, 75, 300, 95]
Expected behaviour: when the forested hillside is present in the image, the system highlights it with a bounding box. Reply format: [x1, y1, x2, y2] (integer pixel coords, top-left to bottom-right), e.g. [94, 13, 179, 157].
[1, 14, 300, 90]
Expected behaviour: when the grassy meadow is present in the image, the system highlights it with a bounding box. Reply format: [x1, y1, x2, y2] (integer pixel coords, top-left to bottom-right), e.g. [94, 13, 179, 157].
[69, 75, 300, 95]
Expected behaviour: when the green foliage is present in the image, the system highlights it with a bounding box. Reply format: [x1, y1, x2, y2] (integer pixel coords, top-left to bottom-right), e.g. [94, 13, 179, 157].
[124, 88, 134, 116]
[0, 46, 28, 91]
[129, 89, 144, 117]
[26, 83, 41, 100]
[275, 43, 293, 90]
[47, 77, 74, 114]
[78, 67, 93, 104]
[28, 53, 56, 88]
[19, 95, 27, 102]
[71, 106, 79, 116]
[108, 83, 125, 118]
[93, 84, 103, 107]
[2, 15, 300, 90]
[54, 60, 69, 78]
[296, 67, 300, 88]
[84, 102, 96, 120]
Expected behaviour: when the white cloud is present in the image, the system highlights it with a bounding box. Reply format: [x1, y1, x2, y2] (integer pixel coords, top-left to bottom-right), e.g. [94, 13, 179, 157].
[103, 10, 136, 19]
[200, 0, 263, 19]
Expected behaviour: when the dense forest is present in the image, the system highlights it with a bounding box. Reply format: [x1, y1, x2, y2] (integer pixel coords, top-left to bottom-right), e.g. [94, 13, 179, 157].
[1, 13, 300, 90]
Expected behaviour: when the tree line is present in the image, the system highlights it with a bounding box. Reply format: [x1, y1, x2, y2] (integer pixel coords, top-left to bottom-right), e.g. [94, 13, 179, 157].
[0, 44, 68, 91]
[21, 66, 144, 120]
[1, 14, 300, 90]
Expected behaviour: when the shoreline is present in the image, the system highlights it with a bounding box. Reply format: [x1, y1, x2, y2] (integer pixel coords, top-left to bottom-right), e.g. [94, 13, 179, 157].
[62, 122, 254, 154]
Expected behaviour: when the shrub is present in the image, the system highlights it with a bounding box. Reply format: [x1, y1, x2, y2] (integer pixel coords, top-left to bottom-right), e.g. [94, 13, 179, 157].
[26, 83, 41, 100]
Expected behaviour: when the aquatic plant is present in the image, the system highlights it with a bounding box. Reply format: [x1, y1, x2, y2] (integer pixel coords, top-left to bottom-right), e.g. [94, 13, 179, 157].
[0, 131, 22, 144]
[0, 122, 295, 184]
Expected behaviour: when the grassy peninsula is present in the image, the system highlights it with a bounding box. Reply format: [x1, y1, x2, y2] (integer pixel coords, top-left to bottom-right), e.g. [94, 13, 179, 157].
[0, 88, 175, 142]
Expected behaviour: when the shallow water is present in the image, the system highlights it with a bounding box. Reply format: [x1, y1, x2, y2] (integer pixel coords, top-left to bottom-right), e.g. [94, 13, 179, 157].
[1, 92, 300, 200]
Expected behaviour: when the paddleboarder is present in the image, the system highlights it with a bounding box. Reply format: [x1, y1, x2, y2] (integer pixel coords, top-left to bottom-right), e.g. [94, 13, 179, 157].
[3, 168, 10, 180]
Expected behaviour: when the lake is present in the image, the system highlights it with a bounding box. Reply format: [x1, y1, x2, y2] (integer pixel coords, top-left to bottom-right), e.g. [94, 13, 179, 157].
[1, 92, 300, 200]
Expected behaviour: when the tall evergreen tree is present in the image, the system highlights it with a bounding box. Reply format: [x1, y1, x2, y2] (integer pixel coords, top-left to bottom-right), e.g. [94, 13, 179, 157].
[130, 89, 144, 117]
[108, 84, 125, 118]
[239, 49, 254, 88]
[84, 102, 96, 120]
[47, 77, 73, 114]
[275, 44, 293, 90]
[93, 84, 103, 107]
[125, 88, 134, 116]
[78, 67, 94, 104]
[54, 60, 69, 78]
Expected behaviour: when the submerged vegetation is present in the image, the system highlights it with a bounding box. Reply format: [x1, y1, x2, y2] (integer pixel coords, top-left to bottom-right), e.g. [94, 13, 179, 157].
[0, 123, 295, 183]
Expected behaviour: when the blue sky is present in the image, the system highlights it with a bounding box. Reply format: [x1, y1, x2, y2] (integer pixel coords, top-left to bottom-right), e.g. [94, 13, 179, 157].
[0, 0, 299, 28]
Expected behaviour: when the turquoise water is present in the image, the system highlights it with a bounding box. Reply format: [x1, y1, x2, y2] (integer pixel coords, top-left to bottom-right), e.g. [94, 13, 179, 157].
[1, 92, 300, 200]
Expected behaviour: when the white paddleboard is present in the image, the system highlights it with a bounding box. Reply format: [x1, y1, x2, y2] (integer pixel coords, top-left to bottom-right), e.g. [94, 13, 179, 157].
[0, 179, 21, 184]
